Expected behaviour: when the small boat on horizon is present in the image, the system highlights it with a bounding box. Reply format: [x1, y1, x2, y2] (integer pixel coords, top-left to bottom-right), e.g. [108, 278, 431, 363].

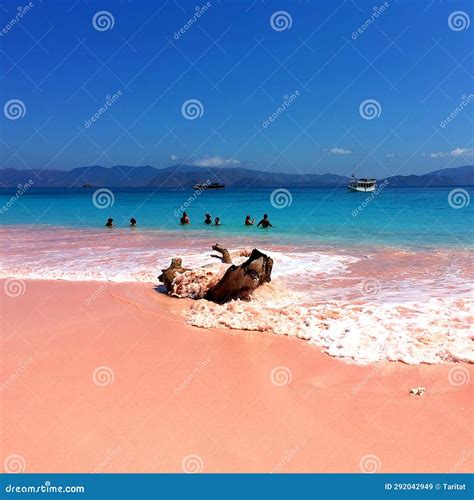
[193, 182, 225, 190]
[348, 167, 376, 192]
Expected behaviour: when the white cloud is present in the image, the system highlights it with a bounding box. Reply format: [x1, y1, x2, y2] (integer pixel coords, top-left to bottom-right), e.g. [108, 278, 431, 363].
[328, 147, 352, 156]
[429, 147, 474, 159]
[193, 156, 240, 167]
[170, 155, 178, 161]
[451, 147, 474, 157]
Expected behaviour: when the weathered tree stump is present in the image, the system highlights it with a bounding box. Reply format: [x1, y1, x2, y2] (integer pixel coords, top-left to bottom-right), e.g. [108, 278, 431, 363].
[158, 247, 273, 303]
[158, 258, 189, 291]
[205, 249, 273, 304]
[211, 243, 232, 264]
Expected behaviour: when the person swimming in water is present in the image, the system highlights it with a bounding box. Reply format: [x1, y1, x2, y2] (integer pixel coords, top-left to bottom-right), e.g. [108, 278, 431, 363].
[214, 217, 221, 226]
[130, 218, 137, 227]
[257, 214, 272, 228]
[204, 214, 212, 225]
[244, 215, 255, 226]
[105, 218, 114, 228]
[180, 212, 190, 225]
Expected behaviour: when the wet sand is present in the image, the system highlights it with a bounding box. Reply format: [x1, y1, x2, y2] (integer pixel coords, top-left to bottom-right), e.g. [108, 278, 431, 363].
[1, 279, 472, 473]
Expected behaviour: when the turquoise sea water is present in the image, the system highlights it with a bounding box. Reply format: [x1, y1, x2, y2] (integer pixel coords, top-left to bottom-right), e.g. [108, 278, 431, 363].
[1, 187, 473, 249]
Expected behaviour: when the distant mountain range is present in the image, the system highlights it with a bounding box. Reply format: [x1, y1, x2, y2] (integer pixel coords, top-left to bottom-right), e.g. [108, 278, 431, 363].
[0, 165, 472, 188]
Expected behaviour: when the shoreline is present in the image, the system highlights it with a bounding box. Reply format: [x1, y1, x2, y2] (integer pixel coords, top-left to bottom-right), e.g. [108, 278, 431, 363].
[2, 223, 474, 253]
[2, 234, 473, 365]
[1, 279, 472, 472]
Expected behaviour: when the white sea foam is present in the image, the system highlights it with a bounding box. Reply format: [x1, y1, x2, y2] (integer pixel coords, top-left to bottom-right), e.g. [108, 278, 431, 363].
[186, 284, 474, 365]
[0, 244, 356, 285]
[2, 226, 472, 365]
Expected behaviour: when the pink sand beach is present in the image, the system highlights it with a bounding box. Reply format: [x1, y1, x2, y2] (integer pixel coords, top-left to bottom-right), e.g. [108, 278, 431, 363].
[1, 276, 472, 473]
[2, 0, 474, 482]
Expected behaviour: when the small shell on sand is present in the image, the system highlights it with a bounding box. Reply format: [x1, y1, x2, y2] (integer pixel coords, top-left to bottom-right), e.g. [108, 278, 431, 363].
[409, 387, 426, 396]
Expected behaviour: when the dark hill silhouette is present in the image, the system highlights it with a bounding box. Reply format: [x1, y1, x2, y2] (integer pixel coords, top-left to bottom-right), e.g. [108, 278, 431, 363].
[0, 164, 472, 188]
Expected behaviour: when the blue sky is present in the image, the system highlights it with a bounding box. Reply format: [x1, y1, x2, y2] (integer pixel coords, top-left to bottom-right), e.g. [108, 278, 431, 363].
[0, 0, 473, 177]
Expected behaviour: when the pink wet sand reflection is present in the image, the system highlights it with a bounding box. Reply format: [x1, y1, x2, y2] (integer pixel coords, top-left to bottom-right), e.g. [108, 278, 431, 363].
[2, 226, 472, 300]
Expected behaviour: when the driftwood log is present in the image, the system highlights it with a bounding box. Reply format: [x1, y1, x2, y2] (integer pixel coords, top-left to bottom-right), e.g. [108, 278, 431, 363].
[211, 243, 232, 264]
[158, 246, 273, 304]
[205, 249, 273, 304]
[158, 258, 189, 290]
